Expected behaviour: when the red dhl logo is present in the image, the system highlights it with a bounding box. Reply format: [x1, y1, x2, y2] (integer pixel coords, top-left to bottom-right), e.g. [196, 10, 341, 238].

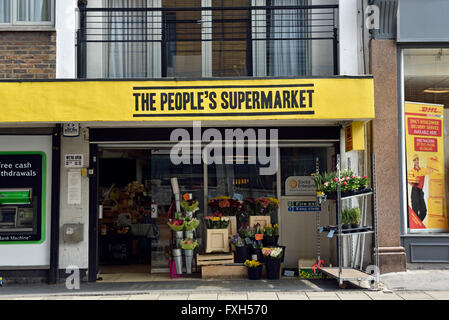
[420, 106, 439, 113]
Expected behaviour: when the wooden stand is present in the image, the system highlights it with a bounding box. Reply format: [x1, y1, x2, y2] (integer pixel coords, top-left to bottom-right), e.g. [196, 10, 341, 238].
[205, 228, 230, 253]
[249, 216, 271, 229]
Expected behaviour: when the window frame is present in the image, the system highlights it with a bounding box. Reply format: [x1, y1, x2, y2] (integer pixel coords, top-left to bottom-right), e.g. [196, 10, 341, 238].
[0, 0, 54, 27]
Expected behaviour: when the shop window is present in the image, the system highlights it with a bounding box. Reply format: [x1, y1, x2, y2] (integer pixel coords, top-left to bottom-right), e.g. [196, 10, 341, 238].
[0, 0, 53, 26]
[0, 153, 45, 243]
[403, 48, 449, 232]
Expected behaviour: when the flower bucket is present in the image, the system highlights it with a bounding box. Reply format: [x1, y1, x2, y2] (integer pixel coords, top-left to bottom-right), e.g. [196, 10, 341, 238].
[172, 248, 183, 274]
[175, 231, 184, 247]
[169, 259, 182, 278]
[247, 265, 263, 280]
[184, 249, 194, 274]
[250, 247, 264, 263]
[184, 230, 193, 239]
[235, 245, 251, 263]
[262, 235, 276, 247]
[266, 258, 281, 280]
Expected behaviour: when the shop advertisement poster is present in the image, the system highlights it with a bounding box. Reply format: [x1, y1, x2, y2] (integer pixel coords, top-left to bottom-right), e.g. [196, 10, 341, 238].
[0, 152, 45, 242]
[285, 176, 316, 196]
[405, 102, 448, 230]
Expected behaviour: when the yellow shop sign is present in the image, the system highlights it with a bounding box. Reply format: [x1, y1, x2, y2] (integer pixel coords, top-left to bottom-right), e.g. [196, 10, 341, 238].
[0, 77, 374, 122]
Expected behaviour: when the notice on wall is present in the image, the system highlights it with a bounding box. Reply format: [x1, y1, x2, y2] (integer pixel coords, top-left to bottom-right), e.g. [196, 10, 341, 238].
[68, 169, 81, 205]
[405, 102, 447, 230]
[285, 176, 316, 196]
[287, 200, 321, 212]
[64, 154, 84, 168]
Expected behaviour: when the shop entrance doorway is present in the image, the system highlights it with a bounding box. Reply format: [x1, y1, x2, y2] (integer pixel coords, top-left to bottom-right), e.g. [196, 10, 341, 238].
[279, 146, 337, 269]
[90, 138, 339, 282]
[96, 147, 203, 281]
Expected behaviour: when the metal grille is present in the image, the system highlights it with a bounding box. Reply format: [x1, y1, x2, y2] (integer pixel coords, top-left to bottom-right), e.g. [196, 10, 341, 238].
[77, 4, 338, 78]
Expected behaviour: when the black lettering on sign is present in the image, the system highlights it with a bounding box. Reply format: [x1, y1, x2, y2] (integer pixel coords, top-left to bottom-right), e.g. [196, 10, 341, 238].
[132, 83, 315, 117]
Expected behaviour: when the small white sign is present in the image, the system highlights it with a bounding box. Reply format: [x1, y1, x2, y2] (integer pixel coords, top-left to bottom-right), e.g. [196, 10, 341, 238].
[68, 169, 82, 205]
[285, 176, 316, 196]
[65, 154, 84, 168]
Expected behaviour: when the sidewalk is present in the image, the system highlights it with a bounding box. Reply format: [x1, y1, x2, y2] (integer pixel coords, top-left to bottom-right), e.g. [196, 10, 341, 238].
[1, 270, 449, 300]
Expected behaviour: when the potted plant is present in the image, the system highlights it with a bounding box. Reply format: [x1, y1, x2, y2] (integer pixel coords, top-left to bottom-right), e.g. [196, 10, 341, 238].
[262, 247, 283, 280]
[181, 238, 198, 274]
[231, 234, 250, 263]
[250, 239, 264, 262]
[341, 208, 352, 229]
[204, 214, 230, 253]
[314, 170, 371, 198]
[350, 207, 362, 229]
[262, 224, 276, 247]
[181, 199, 200, 217]
[244, 259, 262, 280]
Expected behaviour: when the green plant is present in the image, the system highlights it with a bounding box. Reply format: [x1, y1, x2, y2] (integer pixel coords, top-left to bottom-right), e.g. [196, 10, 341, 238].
[341, 208, 352, 225]
[350, 207, 361, 224]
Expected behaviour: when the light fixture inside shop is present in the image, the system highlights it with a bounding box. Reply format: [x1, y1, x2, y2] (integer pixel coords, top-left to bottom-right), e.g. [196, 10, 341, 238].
[423, 88, 449, 94]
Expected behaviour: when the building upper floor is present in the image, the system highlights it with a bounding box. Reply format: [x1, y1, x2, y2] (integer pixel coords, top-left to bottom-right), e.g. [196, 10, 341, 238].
[0, 0, 372, 80]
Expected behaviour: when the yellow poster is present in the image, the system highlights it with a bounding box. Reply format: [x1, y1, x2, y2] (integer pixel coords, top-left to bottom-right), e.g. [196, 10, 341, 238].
[405, 102, 448, 230]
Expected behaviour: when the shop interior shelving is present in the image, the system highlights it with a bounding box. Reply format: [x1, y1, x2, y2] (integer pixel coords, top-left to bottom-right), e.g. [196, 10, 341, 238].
[316, 154, 380, 290]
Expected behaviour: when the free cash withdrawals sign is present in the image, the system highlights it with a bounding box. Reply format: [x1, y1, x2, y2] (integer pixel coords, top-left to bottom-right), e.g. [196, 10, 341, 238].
[0, 78, 374, 122]
[405, 102, 447, 231]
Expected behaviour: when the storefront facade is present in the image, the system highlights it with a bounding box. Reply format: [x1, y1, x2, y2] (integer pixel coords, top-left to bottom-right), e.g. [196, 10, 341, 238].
[396, 0, 449, 263]
[0, 0, 386, 284]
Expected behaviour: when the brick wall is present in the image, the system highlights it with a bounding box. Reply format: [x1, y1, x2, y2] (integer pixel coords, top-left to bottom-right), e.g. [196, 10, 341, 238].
[0, 31, 56, 79]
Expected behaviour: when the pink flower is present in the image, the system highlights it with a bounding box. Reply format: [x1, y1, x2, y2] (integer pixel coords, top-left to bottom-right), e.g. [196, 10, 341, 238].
[324, 182, 329, 186]
[364, 176, 367, 179]
[333, 178, 338, 182]
[356, 176, 361, 179]
[351, 175, 354, 179]
[343, 181, 347, 185]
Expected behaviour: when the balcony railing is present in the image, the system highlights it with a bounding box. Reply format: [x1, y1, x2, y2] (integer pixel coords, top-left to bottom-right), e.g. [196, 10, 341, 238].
[77, 3, 338, 79]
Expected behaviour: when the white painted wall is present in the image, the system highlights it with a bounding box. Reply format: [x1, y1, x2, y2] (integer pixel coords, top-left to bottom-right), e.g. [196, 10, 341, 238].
[0, 136, 52, 268]
[56, 0, 78, 78]
[338, 0, 360, 75]
[59, 128, 90, 270]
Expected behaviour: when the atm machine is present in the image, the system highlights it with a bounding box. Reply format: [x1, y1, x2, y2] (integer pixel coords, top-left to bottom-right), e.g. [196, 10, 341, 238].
[0, 189, 37, 234]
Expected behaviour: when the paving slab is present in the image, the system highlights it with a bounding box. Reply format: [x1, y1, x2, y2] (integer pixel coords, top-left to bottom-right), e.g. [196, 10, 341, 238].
[306, 292, 340, 300]
[247, 292, 279, 300]
[98, 295, 129, 300]
[188, 293, 218, 300]
[128, 294, 160, 300]
[425, 291, 449, 300]
[158, 293, 189, 300]
[365, 291, 403, 300]
[218, 293, 248, 300]
[336, 291, 372, 300]
[276, 292, 309, 300]
[396, 292, 434, 300]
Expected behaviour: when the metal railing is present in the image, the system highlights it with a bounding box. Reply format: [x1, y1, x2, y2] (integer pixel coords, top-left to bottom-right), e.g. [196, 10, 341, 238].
[77, 3, 338, 78]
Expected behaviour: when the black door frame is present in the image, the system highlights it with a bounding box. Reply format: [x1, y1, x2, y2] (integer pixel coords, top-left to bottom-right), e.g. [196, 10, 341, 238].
[88, 143, 99, 282]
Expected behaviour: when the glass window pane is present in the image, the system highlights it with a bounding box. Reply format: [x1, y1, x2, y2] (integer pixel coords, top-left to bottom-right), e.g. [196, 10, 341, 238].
[17, 0, 51, 22]
[403, 48, 449, 231]
[0, 0, 11, 23]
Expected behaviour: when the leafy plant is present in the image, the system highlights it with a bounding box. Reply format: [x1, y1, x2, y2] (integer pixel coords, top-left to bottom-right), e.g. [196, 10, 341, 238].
[231, 234, 245, 247]
[273, 224, 279, 236]
[263, 224, 273, 237]
[341, 208, 352, 225]
[350, 207, 361, 224]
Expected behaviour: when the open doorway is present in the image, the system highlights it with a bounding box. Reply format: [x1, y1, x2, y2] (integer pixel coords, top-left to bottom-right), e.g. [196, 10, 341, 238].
[97, 147, 203, 282]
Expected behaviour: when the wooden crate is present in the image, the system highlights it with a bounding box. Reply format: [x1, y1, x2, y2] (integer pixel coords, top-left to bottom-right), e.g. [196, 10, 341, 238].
[228, 216, 237, 237]
[249, 216, 271, 229]
[205, 228, 230, 253]
[201, 264, 267, 279]
[197, 253, 234, 266]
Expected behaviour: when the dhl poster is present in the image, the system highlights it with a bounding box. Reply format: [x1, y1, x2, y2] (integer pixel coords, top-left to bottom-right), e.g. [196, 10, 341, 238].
[405, 102, 448, 230]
